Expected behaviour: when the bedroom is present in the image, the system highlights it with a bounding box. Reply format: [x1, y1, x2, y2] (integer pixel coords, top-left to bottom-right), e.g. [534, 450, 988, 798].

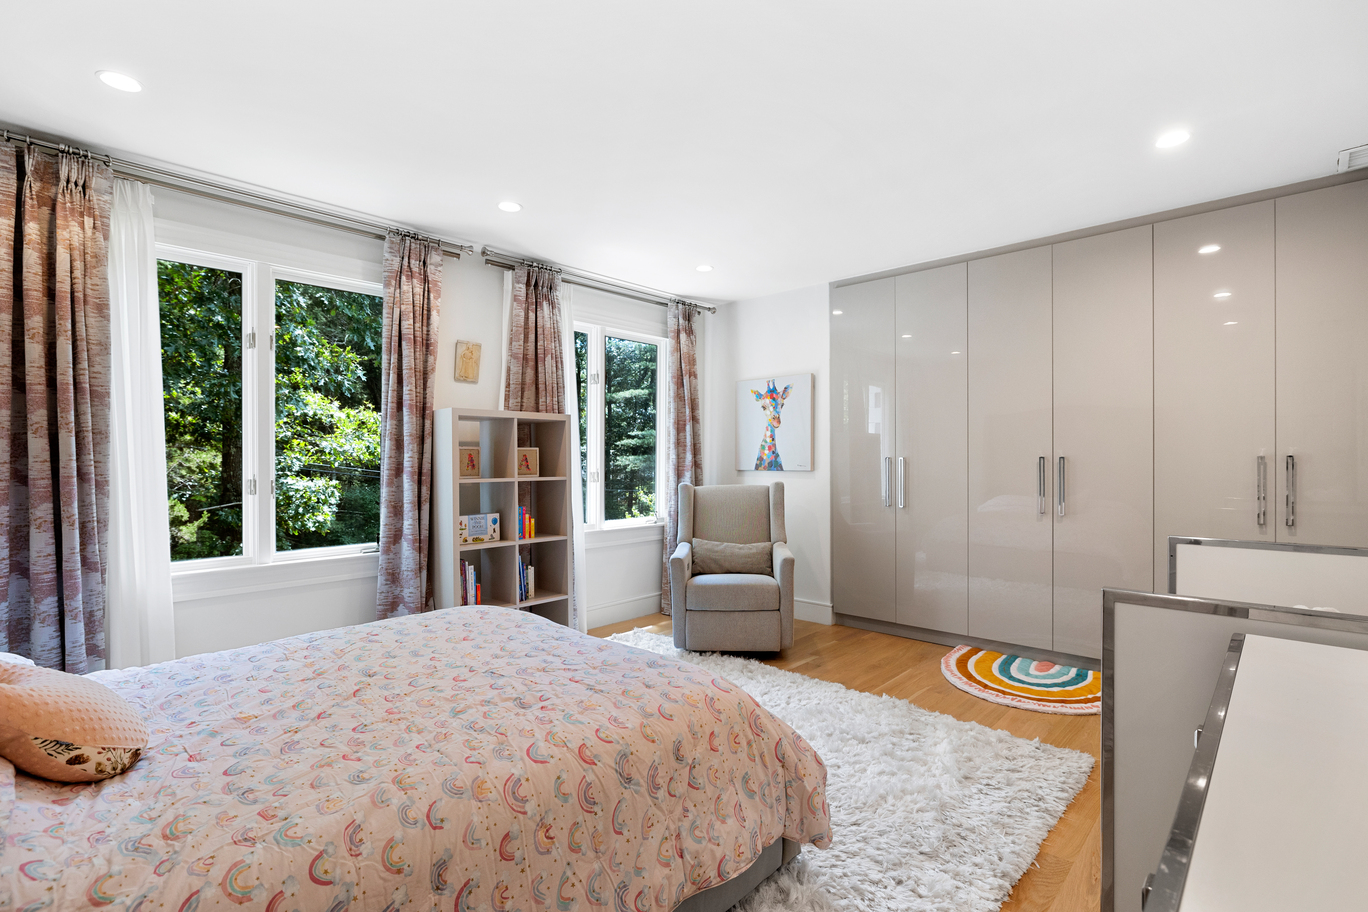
[1, 3, 1366, 911]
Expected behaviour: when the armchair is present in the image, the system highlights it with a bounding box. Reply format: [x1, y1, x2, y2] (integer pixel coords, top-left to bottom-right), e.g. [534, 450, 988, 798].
[669, 482, 794, 653]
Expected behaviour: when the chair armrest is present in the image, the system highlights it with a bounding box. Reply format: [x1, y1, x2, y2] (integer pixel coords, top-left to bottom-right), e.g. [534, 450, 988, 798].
[772, 541, 795, 649]
[670, 542, 692, 648]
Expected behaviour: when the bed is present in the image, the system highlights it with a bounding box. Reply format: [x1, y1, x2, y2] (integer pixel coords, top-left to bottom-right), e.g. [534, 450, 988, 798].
[0, 607, 830, 911]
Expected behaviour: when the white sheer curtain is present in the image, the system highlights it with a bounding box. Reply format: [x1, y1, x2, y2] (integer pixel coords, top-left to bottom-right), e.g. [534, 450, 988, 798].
[561, 285, 589, 632]
[107, 179, 176, 667]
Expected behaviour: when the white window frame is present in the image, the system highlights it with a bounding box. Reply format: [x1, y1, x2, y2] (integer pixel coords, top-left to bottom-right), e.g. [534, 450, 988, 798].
[574, 321, 667, 532]
[157, 243, 384, 573]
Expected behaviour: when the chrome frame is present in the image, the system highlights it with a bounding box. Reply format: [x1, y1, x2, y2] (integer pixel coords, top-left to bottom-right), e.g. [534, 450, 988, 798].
[1166, 535, 1368, 596]
[1141, 634, 1245, 912]
[1101, 587, 1368, 912]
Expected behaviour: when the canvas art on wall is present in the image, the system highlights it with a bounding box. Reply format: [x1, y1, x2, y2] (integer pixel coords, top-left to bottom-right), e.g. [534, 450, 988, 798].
[736, 373, 813, 471]
[455, 340, 481, 383]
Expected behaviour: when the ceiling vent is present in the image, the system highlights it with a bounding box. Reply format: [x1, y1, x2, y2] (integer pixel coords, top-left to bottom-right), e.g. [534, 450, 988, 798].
[1337, 143, 1368, 173]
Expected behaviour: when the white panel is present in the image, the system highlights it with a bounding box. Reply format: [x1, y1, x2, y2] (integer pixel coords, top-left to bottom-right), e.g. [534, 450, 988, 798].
[1154, 202, 1276, 590]
[895, 265, 968, 633]
[1052, 226, 1153, 658]
[1174, 542, 1368, 614]
[1180, 636, 1368, 912]
[967, 248, 1053, 649]
[1275, 180, 1368, 547]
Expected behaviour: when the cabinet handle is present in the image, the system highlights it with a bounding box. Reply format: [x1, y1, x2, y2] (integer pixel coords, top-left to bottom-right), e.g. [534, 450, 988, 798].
[1285, 455, 1296, 528]
[882, 456, 891, 507]
[1256, 455, 1267, 527]
[1037, 456, 1046, 515]
[897, 456, 906, 509]
[1057, 456, 1066, 517]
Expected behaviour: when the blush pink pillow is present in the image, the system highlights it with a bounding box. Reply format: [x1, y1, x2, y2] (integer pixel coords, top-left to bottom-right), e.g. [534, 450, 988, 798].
[0, 662, 148, 782]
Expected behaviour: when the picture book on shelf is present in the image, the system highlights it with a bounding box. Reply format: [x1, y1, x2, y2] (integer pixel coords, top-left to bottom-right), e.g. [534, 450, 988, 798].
[459, 512, 500, 544]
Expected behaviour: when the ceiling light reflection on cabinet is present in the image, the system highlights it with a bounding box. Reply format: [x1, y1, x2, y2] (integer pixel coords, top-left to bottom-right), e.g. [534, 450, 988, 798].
[1156, 129, 1191, 149]
[831, 310, 843, 315]
[1213, 292, 1232, 299]
[1224, 321, 1238, 326]
[1198, 244, 1221, 254]
[901, 334, 912, 338]
[498, 201, 522, 212]
[951, 351, 961, 355]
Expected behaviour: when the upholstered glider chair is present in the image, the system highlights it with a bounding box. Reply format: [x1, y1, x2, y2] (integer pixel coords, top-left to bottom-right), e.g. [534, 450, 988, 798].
[669, 482, 794, 653]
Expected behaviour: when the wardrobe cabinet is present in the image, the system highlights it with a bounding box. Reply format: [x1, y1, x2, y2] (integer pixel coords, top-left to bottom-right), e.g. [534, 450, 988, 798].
[830, 277, 896, 622]
[1154, 202, 1277, 589]
[894, 265, 968, 634]
[1275, 180, 1368, 548]
[1051, 227, 1153, 658]
[967, 248, 1054, 651]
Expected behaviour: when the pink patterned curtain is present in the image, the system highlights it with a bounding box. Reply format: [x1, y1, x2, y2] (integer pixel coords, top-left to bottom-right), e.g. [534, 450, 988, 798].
[661, 302, 702, 614]
[0, 146, 114, 671]
[376, 233, 442, 619]
[503, 265, 564, 413]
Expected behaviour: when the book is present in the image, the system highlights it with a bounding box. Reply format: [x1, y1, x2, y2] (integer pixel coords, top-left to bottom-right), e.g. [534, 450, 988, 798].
[459, 512, 500, 544]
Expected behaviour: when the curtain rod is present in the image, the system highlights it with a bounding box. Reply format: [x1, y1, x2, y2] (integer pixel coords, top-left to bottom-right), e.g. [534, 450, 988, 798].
[1, 128, 475, 260]
[481, 246, 717, 314]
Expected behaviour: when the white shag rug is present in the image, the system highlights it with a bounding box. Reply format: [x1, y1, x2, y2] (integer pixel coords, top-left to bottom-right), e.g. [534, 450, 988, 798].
[607, 630, 1095, 912]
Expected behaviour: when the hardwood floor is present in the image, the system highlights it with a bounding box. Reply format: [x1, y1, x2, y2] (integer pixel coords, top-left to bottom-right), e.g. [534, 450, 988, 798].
[589, 614, 1101, 912]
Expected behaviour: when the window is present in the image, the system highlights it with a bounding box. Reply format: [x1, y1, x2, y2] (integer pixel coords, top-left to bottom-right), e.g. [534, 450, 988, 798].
[158, 246, 383, 566]
[574, 323, 666, 528]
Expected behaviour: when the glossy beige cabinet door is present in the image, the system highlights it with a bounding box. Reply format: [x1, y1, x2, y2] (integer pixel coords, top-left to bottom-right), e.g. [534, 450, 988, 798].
[1052, 226, 1153, 659]
[1276, 181, 1368, 547]
[830, 278, 897, 622]
[1154, 202, 1276, 589]
[967, 248, 1054, 650]
[895, 265, 968, 633]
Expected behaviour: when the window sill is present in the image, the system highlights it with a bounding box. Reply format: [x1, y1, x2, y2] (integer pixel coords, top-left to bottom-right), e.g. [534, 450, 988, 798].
[585, 523, 665, 549]
[171, 550, 380, 603]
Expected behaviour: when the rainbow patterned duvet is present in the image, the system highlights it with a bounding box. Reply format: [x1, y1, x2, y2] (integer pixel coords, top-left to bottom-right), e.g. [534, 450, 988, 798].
[0, 607, 830, 911]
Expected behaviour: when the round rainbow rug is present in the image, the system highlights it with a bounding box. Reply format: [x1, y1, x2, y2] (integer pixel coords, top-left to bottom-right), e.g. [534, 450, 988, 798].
[940, 646, 1100, 715]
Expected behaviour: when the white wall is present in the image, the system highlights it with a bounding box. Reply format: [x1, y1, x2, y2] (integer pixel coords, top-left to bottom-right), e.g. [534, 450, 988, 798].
[703, 285, 832, 624]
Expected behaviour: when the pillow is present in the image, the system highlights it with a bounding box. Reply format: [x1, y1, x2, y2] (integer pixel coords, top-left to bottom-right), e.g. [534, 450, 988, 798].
[0, 663, 148, 782]
[692, 538, 773, 576]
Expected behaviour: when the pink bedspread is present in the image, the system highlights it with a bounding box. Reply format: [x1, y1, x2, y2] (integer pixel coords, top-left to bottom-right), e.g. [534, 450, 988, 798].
[0, 608, 829, 911]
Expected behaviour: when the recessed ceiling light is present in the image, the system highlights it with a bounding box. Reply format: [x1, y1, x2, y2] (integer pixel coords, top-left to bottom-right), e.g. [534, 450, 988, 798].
[1224, 321, 1238, 325]
[1213, 291, 1232, 299]
[1156, 129, 1190, 149]
[831, 310, 843, 315]
[696, 265, 713, 272]
[498, 201, 522, 212]
[1198, 244, 1221, 254]
[97, 70, 142, 93]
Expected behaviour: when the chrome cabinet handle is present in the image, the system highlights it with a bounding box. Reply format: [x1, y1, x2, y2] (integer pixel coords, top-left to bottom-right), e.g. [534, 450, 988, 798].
[1037, 456, 1046, 515]
[1256, 455, 1267, 527]
[1285, 455, 1296, 528]
[882, 456, 891, 507]
[1057, 456, 1066, 517]
[897, 456, 906, 509]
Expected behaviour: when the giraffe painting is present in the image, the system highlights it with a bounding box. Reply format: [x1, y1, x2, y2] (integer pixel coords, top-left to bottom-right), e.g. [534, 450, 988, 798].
[750, 380, 793, 470]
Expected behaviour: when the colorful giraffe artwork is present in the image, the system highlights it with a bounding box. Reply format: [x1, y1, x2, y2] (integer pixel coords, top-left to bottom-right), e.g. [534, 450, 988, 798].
[751, 380, 793, 470]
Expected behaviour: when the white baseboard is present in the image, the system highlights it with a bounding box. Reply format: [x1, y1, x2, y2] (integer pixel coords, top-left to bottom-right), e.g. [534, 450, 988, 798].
[795, 597, 833, 625]
[587, 591, 663, 629]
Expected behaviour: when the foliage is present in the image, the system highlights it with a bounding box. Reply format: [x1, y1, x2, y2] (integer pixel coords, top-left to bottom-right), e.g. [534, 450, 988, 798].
[603, 336, 658, 520]
[158, 262, 383, 560]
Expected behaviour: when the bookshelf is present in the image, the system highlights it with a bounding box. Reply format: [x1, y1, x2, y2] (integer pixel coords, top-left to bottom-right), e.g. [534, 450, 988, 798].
[432, 407, 573, 626]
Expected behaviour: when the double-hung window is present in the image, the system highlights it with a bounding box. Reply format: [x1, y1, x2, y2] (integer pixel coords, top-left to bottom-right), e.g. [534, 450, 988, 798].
[574, 322, 666, 529]
[158, 244, 383, 568]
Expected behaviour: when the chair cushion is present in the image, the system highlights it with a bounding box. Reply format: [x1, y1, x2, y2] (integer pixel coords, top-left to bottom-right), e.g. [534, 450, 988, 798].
[692, 538, 773, 576]
[686, 573, 779, 612]
[0, 662, 148, 782]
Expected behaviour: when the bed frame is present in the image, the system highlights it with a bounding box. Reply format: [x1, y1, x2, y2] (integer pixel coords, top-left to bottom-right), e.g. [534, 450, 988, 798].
[676, 839, 801, 912]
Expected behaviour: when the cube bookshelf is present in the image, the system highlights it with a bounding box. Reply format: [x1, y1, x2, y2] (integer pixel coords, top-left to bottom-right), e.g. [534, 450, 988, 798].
[432, 407, 572, 626]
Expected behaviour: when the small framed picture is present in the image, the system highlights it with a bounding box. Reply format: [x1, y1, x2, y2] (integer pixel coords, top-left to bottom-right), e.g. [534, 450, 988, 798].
[459, 447, 481, 477]
[517, 447, 540, 477]
[455, 340, 482, 383]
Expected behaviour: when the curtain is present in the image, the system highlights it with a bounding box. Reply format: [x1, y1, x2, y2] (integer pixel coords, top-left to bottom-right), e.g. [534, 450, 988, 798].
[504, 265, 565, 413]
[107, 179, 176, 668]
[376, 232, 442, 620]
[661, 302, 702, 615]
[0, 145, 114, 672]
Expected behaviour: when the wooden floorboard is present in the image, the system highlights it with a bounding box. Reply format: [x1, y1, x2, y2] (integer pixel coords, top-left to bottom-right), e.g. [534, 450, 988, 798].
[589, 613, 1100, 912]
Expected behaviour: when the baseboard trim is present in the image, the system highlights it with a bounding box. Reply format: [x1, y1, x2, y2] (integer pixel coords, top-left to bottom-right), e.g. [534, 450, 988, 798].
[587, 591, 663, 628]
[833, 613, 1100, 671]
[794, 598, 833, 625]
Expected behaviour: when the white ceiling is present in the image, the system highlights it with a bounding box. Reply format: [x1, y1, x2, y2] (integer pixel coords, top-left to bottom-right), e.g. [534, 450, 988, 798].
[2, 1, 1366, 302]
